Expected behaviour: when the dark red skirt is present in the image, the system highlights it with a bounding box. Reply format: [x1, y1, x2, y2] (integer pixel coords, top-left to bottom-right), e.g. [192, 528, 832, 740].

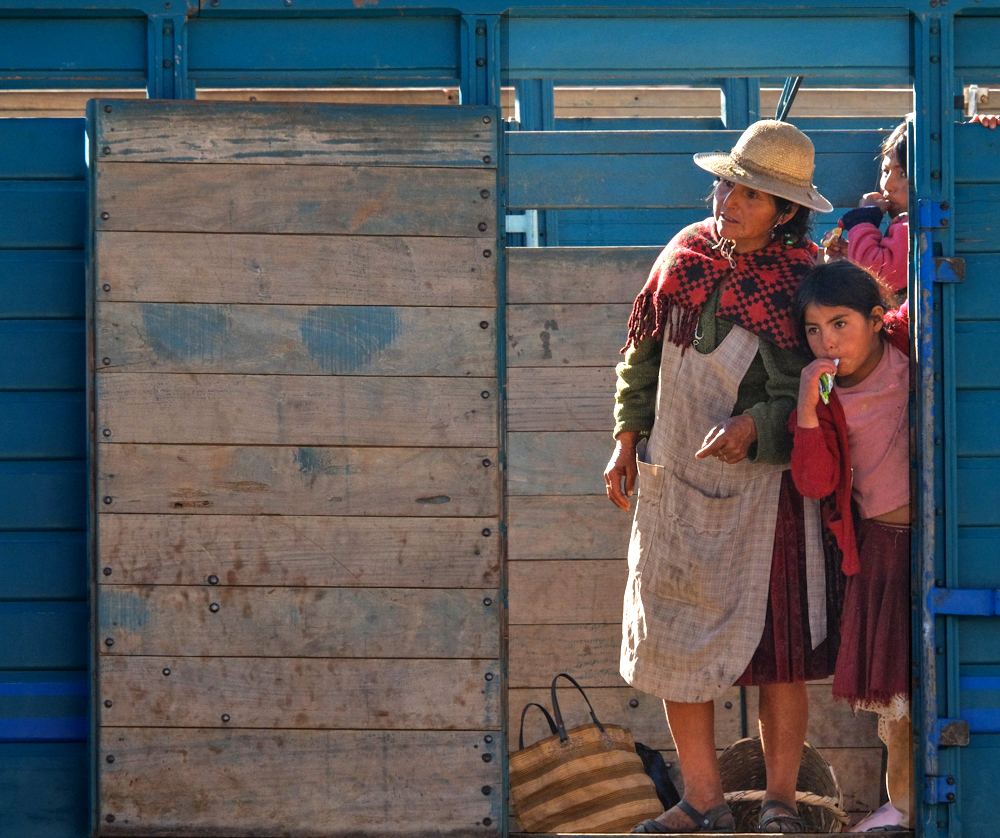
[832, 516, 911, 708]
[735, 471, 844, 686]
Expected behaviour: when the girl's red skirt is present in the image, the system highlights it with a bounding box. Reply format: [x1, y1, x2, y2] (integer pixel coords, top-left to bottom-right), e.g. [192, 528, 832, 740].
[832, 515, 911, 709]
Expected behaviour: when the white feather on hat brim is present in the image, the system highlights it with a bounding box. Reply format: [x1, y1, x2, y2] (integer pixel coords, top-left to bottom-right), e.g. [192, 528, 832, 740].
[693, 151, 834, 214]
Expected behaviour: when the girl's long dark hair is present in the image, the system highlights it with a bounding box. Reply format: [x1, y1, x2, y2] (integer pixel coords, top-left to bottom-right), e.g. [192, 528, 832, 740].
[792, 261, 895, 340]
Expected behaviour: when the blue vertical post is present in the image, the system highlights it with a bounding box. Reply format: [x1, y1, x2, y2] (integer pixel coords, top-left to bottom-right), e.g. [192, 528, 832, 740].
[721, 77, 760, 129]
[147, 14, 192, 101]
[913, 10, 960, 838]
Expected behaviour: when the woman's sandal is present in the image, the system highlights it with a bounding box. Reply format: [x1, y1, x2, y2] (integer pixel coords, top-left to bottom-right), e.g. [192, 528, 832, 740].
[631, 799, 736, 833]
[758, 798, 806, 833]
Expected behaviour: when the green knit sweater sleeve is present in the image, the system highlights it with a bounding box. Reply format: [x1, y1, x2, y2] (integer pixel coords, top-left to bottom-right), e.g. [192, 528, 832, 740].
[741, 340, 808, 465]
[613, 336, 661, 439]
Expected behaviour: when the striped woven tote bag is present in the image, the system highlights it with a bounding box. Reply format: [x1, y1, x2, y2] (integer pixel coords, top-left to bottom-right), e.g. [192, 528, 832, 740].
[509, 673, 663, 833]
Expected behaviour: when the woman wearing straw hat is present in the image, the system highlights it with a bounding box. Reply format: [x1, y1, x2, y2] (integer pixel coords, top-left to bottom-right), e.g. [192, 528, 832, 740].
[605, 120, 837, 834]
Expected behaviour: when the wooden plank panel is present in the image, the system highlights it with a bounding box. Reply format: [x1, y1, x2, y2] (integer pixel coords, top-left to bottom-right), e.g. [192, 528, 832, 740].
[509, 560, 626, 625]
[816, 747, 884, 816]
[508, 432, 607, 497]
[99, 728, 500, 836]
[98, 585, 499, 659]
[95, 303, 496, 376]
[97, 375, 497, 447]
[509, 686, 743, 752]
[101, 657, 500, 730]
[506, 246, 657, 304]
[96, 232, 496, 306]
[507, 366, 616, 432]
[98, 444, 499, 517]
[94, 99, 497, 167]
[509, 623, 623, 688]
[507, 303, 629, 367]
[95, 163, 495, 237]
[508, 496, 631, 560]
[99, 514, 499, 588]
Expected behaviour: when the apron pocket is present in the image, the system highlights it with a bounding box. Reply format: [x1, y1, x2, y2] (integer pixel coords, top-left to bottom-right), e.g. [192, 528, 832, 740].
[643, 474, 741, 612]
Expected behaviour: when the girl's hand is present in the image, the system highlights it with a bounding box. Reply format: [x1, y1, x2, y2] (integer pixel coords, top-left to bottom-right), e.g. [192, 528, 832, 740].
[823, 236, 848, 262]
[605, 431, 641, 510]
[970, 113, 999, 130]
[694, 413, 757, 464]
[859, 191, 889, 212]
[797, 358, 839, 428]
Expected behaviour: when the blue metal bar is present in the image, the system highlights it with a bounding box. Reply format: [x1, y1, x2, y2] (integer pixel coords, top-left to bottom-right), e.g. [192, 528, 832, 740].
[0, 717, 87, 742]
[774, 75, 803, 121]
[929, 588, 1000, 616]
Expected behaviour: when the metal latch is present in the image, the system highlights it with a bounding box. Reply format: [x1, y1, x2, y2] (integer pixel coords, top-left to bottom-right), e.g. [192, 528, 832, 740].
[925, 775, 958, 804]
[929, 587, 1000, 615]
[934, 257, 965, 283]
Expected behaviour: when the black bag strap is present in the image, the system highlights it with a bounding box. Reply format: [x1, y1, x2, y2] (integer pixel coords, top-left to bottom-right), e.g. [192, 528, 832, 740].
[518, 702, 559, 750]
[551, 672, 605, 742]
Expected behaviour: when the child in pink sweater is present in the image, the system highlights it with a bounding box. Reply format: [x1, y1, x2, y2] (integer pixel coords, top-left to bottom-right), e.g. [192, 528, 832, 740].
[822, 120, 909, 297]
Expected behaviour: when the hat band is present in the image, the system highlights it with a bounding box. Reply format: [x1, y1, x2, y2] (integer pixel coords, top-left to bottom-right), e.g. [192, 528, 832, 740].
[729, 150, 813, 189]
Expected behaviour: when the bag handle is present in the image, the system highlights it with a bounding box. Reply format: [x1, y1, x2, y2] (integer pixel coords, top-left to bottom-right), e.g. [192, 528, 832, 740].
[550, 672, 605, 742]
[518, 702, 559, 750]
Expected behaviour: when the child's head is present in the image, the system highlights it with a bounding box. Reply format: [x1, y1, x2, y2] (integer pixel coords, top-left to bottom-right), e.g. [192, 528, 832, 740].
[794, 261, 894, 379]
[879, 118, 910, 217]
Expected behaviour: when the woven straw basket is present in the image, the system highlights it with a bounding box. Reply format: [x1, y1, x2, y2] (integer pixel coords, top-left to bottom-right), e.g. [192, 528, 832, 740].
[718, 737, 851, 833]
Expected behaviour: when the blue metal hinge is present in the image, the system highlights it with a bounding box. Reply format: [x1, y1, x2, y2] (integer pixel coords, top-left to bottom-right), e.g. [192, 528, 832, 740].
[917, 199, 951, 230]
[925, 775, 958, 804]
[930, 718, 971, 747]
[929, 587, 1000, 615]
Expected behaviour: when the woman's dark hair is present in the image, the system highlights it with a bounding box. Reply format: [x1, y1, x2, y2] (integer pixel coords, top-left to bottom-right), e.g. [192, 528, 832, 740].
[881, 117, 911, 175]
[706, 180, 813, 245]
[792, 261, 895, 340]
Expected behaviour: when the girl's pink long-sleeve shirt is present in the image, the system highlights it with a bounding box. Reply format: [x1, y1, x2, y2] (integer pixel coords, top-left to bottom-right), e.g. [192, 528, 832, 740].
[847, 214, 908, 293]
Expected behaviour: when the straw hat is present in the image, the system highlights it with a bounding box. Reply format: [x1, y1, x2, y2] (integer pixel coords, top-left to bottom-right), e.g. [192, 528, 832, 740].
[694, 120, 833, 213]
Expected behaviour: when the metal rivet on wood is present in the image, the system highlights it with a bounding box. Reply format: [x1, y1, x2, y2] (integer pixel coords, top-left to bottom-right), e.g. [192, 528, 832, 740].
[105, 638, 114, 647]
[106, 815, 115, 823]
[162, 668, 171, 676]
[103, 105, 112, 113]
[481, 785, 491, 795]
[102, 358, 111, 365]
[480, 190, 490, 199]
[478, 222, 487, 231]
[482, 753, 492, 762]
[222, 714, 231, 723]
[103, 567, 112, 576]
[208, 575, 219, 585]
[106, 754, 115, 763]
[480, 391, 489, 399]
[483, 155, 491, 164]
[104, 700, 112, 708]
[483, 249, 491, 258]
[103, 496, 112, 504]
[629, 698, 639, 708]
[482, 528, 491, 537]
[483, 817, 493, 826]
[101, 212, 109, 220]
[483, 597, 492, 607]
[485, 672, 493, 681]
[482, 458, 491, 467]
[209, 602, 220, 613]
[102, 284, 111, 292]
[484, 735, 493, 744]
[483, 116, 491, 124]
[103, 429, 111, 437]
[479, 321, 489, 329]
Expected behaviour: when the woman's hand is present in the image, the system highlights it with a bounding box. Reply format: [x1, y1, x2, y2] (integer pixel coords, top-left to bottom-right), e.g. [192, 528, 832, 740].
[796, 358, 839, 428]
[822, 235, 848, 262]
[694, 414, 757, 464]
[605, 431, 641, 510]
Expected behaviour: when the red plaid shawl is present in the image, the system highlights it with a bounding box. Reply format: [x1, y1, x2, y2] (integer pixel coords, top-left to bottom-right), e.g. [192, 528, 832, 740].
[624, 218, 818, 355]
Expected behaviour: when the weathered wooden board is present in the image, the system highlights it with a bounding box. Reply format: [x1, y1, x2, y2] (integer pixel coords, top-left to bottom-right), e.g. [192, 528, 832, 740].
[744, 686, 879, 749]
[97, 375, 497, 447]
[94, 100, 498, 167]
[508, 623, 624, 688]
[98, 585, 499, 659]
[98, 444, 499, 517]
[507, 366, 616, 432]
[508, 560, 626, 625]
[95, 303, 496, 376]
[507, 496, 631, 560]
[816, 747, 884, 816]
[99, 728, 500, 836]
[509, 686, 744, 752]
[99, 514, 500, 588]
[101, 657, 500, 730]
[506, 246, 657, 304]
[507, 303, 630, 366]
[507, 431, 608, 496]
[95, 232, 496, 306]
[95, 163, 495, 237]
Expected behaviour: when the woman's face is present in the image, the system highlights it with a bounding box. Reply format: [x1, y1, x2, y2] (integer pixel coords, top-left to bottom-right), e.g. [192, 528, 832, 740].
[879, 152, 908, 218]
[712, 179, 792, 253]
